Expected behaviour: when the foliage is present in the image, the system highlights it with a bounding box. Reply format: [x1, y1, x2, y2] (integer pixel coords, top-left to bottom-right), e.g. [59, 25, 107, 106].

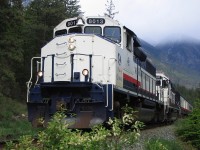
[6, 106, 144, 149]
[0, 0, 24, 98]
[0, 0, 81, 101]
[104, 0, 118, 19]
[174, 84, 199, 104]
[0, 94, 38, 140]
[66, 0, 82, 17]
[176, 99, 200, 149]
[145, 138, 182, 150]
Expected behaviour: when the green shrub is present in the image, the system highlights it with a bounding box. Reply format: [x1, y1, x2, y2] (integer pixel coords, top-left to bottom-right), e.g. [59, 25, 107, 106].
[176, 99, 200, 149]
[7, 106, 144, 149]
[0, 95, 37, 140]
[145, 138, 182, 150]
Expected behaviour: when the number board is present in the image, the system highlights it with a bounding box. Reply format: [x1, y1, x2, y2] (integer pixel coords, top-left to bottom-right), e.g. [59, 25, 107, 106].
[87, 18, 105, 24]
[66, 20, 77, 27]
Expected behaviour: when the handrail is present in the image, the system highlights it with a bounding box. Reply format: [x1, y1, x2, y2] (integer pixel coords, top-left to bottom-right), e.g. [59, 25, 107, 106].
[26, 55, 52, 101]
[27, 57, 41, 85]
[56, 62, 67, 66]
[56, 42, 67, 46]
[56, 52, 67, 56]
[26, 57, 41, 102]
[105, 84, 108, 107]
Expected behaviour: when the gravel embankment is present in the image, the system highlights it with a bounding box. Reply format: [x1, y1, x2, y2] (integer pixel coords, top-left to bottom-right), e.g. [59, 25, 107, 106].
[131, 125, 176, 150]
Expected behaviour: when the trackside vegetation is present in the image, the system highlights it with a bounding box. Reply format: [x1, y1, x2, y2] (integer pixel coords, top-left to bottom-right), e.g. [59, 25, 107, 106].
[0, 93, 38, 141]
[6, 106, 144, 149]
[175, 99, 200, 149]
[145, 138, 182, 150]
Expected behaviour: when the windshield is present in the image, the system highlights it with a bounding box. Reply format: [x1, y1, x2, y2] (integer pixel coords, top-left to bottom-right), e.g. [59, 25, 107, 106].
[104, 26, 121, 43]
[68, 27, 82, 33]
[55, 29, 67, 36]
[84, 26, 102, 35]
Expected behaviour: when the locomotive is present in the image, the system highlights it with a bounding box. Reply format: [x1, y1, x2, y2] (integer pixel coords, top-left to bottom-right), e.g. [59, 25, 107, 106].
[26, 16, 192, 128]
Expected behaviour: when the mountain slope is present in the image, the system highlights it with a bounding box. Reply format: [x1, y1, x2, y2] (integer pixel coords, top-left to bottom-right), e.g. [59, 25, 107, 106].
[140, 38, 200, 88]
[156, 39, 200, 72]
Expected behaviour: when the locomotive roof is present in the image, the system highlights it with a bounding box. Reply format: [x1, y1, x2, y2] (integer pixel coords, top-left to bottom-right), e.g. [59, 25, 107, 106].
[53, 16, 140, 44]
[156, 72, 169, 80]
[54, 16, 121, 31]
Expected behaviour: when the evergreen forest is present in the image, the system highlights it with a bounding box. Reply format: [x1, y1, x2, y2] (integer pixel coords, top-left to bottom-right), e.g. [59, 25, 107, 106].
[0, 0, 81, 101]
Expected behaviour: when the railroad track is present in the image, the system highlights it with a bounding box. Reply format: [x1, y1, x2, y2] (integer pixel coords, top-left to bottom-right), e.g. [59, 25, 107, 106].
[132, 124, 176, 150]
[142, 122, 172, 130]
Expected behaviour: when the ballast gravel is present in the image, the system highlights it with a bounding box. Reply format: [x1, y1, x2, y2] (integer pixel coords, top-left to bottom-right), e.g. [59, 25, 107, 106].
[129, 125, 176, 150]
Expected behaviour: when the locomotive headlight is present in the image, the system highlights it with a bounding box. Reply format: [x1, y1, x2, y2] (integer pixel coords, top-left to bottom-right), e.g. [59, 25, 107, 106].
[82, 69, 89, 76]
[68, 37, 75, 43]
[68, 44, 76, 51]
[37, 71, 43, 77]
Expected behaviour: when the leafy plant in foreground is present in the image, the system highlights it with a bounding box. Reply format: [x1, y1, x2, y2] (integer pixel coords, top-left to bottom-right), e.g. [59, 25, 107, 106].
[145, 138, 182, 150]
[7, 106, 144, 149]
[176, 99, 200, 149]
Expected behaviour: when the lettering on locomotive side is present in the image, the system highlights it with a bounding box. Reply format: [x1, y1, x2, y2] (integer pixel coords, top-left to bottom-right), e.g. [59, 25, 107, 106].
[87, 18, 105, 24]
[116, 66, 123, 87]
[66, 20, 77, 27]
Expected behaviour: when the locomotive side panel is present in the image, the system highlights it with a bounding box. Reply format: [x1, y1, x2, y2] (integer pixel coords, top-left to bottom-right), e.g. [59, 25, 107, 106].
[91, 36, 117, 84]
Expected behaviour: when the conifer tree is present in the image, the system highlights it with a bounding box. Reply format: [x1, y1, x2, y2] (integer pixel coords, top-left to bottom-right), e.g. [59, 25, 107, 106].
[105, 0, 118, 19]
[65, 0, 81, 17]
[0, 0, 81, 99]
[21, 0, 81, 98]
[0, 0, 24, 98]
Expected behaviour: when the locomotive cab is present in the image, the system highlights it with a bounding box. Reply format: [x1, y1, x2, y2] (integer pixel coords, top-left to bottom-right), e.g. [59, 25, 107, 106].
[156, 72, 179, 122]
[27, 16, 130, 128]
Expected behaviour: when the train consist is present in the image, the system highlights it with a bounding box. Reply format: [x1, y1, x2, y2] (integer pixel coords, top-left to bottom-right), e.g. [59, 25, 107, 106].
[26, 16, 192, 128]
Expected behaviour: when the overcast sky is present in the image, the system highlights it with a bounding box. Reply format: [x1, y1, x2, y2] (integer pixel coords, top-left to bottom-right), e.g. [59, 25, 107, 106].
[80, 0, 200, 45]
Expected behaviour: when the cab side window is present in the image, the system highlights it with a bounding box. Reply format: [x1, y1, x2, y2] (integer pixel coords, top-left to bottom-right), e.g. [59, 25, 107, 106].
[162, 80, 168, 88]
[126, 33, 132, 51]
[104, 26, 121, 43]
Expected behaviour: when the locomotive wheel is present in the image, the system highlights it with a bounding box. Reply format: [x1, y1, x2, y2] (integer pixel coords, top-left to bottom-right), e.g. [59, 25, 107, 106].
[114, 101, 122, 118]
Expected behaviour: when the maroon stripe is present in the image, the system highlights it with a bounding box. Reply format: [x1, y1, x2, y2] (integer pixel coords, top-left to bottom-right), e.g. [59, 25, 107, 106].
[123, 73, 141, 86]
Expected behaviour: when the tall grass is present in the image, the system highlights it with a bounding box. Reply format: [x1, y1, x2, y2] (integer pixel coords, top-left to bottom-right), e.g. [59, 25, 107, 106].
[0, 93, 37, 140]
[145, 138, 182, 150]
[175, 99, 200, 149]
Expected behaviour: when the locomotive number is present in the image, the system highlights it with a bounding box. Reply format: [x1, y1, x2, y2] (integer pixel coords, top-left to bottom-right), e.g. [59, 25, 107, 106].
[87, 18, 105, 24]
[66, 20, 77, 27]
